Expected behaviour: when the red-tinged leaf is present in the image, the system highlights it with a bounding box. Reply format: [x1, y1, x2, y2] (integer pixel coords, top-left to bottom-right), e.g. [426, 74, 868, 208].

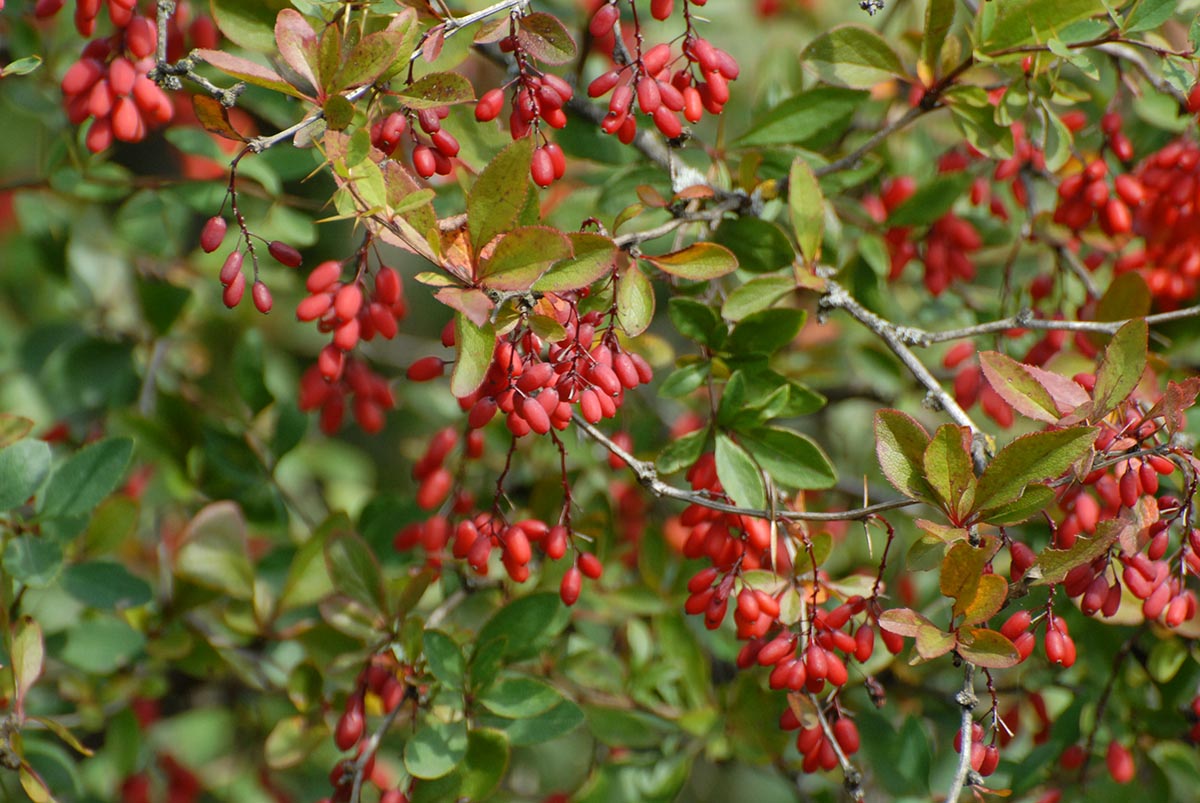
[394, 71, 475, 110]
[478, 227, 572, 292]
[12, 616, 43, 717]
[381, 159, 438, 236]
[274, 9, 320, 94]
[1090, 319, 1147, 420]
[878, 607, 936, 637]
[643, 242, 739, 281]
[957, 628, 1020, 668]
[979, 351, 1063, 423]
[533, 233, 618, 293]
[923, 423, 976, 520]
[192, 95, 246, 142]
[19, 764, 52, 803]
[175, 501, 254, 599]
[914, 624, 955, 661]
[616, 261, 654, 337]
[194, 49, 307, 98]
[435, 287, 493, 327]
[972, 426, 1097, 513]
[468, 137, 534, 254]
[675, 185, 716, 201]
[422, 25, 445, 62]
[960, 574, 1008, 626]
[1028, 498, 1154, 586]
[332, 28, 412, 92]
[29, 716, 93, 756]
[874, 409, 935, 501]
[517, 12, 577, 65]
[451, 314, 496, 398]
[1145, 377, 1200, 435]
[636, 185, 668, 208]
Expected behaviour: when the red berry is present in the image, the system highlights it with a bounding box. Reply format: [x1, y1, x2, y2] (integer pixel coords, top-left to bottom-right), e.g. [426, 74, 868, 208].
[577, 552, 602, 579]
[560, 566, 582, 605]
[476, 88, 505, 122]
[251, 281, 272, 314]
[407, 356, 445, 382]
[1106, 741, 1134, 784]
[268, 240, 303, 268]
[200, 216, 227, 253]
[531, 147, 555, 187]
[334, 705, 364, 751]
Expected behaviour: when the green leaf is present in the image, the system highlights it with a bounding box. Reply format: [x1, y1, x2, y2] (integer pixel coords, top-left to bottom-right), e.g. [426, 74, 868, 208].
[468, 137, 534, 254]
[458, 729, 509, 801]
[616, 262, 655, 337]
[0, 439, 51, 510]
[28, 716, 93, 757]
[736, 88, 866, 148]
[265, 715, 326, 770]
[972, 426, 1097, 512]
[874, 410, 934, 500]
[725, 308, 805, 355]
[12, 616, 44, 708]
[957, 627, 1020, 668]
[136, 278, 191, 336]
[478, 227, 572, 291]
[175, 502, 254, 599]
[922, 424, 976, 519]
[478, 699, 584, 746]
[658, 362, 709, 399]
[946, 86, 1015, 159]
[193, 49, 306, 98]
[533, 232, 617, 293]
[211, 0, 291, 51]
[234, 329, 273, 414]
[741, 426, 837, 490]
[39, 438, 133, 520]
[60, 615, 145, 674]
[405, 719, 468, 779]
[668, 298, 721, 345]
[979, 351, 1068, 423]
[801, 25, 907, 89]
[478, 676, 565, 718]
[332, 28, 411, 91]
[960, 573, 1008, 626]
[324, 529, 387, 615]
[3, 538, 62, 588]
[886, 173, 973, 227]
[643, 242, 738, 281]
[655, 427, 708, 475]
[922, 0, 956, 70]
[721, 276, 796, 321]
[914, 623, 955, 661]
[712, 218, 795, 274]
[940, 540, 993, 612]
[1, 55, 43, 77]
[976, 483, 1055, 525]
[60, 562, 152, 610]
[278, 515, 340, 611]
[394, 71, 476, 110]
[1090, 319, 1147, 419]
[715, 434, 766, 510]
[424, 630, 465, 690]
[474, 592, 571, 665]
[450, 315, 497, 398]
[978, 0, 1106, 51]
[517, 13, 577, 64]
[788, 157, 824, 266]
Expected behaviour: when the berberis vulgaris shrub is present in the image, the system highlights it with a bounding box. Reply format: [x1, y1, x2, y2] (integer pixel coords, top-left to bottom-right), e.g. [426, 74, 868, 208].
[2, 0, 1200, 801]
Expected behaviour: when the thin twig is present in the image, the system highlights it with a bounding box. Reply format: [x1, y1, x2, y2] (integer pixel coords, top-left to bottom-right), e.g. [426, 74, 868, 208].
[945, 662, 978, 803]
[808, 694, 866, 801]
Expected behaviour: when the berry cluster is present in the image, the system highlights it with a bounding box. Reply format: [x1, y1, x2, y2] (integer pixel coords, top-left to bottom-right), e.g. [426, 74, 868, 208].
[473, 28, 573, 186]
[199, 212, 304, 313]
[324, 658, 413, 803]
[782, 710, 861, 774]
[294, 256, 407, 433]
[954, 722, 1001, 778]
[1113, 139, 1200, 307]
[587, 3, 739, 142]
[1053, 155, 1141, 238]
[864, 176, 983, 297]
[370, 106, 460, 179]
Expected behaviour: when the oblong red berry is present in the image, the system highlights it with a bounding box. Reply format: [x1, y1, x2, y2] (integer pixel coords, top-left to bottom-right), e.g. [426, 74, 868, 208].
[251, 281, 273, 314]
[268, 240, 302, 268]
[200, 216, 227, 253]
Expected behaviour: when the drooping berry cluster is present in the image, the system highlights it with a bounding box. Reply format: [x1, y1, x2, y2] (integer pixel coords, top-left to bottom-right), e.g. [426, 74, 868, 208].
[294, 253, 406, 433]
[473, 16, 573, 186]
[864, 176, 983, 296]
[324, 657, 414, 803]
[587, 2, 739, 142]
[370, 106, 460, 180]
